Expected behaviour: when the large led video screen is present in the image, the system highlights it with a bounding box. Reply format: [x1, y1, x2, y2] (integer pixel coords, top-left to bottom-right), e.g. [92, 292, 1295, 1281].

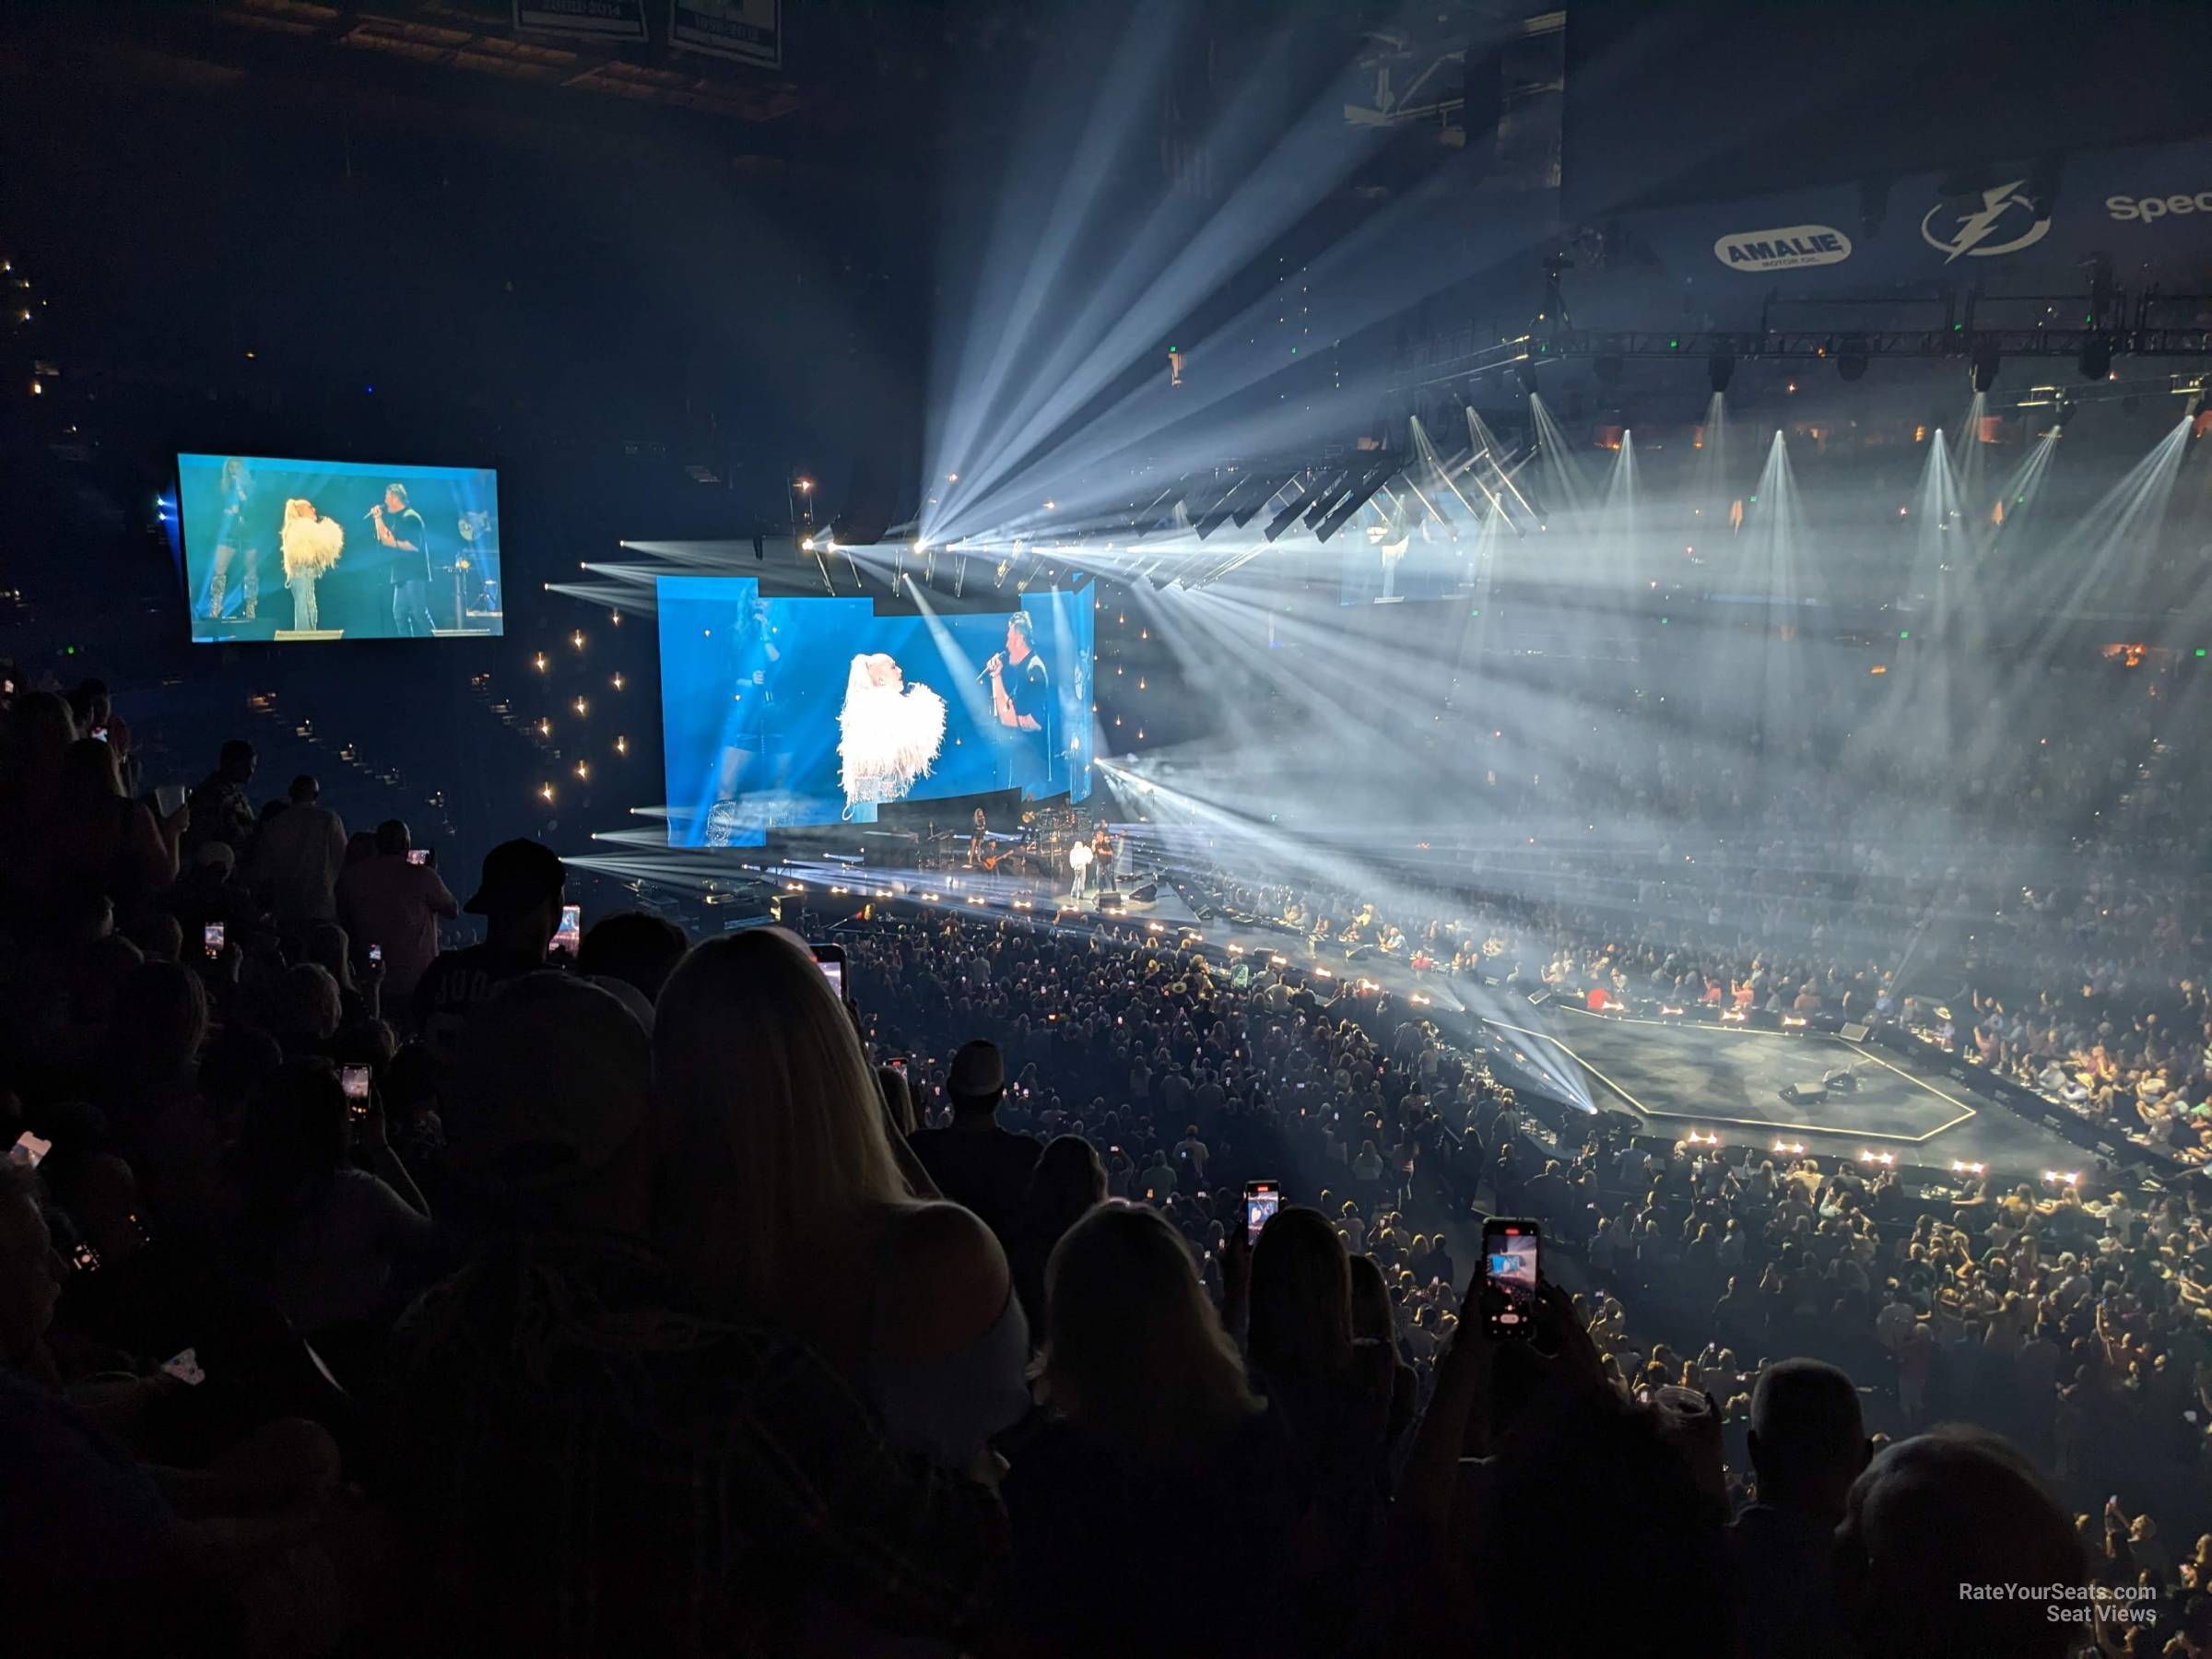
[658, 577, 1094, 847]
[178, 453, 502, 642]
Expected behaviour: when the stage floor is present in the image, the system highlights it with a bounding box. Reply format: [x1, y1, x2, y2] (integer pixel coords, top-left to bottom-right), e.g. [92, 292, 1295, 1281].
[778, 858, 2106, 1182]
[1481, 1004, 2099, 1173]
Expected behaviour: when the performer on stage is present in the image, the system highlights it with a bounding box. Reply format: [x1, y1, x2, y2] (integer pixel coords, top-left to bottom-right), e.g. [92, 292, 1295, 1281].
[969, 806, 988, 868]
[837, 652, 947, 816]
[205, 457, 261, 621]
[1067, 834, 1093, 901]
[374, 483, 436, 638]
[1089, 822, 1117, 894]
[984, 610, 1052, 787]
[277, 499, 344, 631]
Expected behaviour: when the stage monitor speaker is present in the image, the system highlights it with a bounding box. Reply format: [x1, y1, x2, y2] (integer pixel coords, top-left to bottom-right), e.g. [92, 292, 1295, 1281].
[1128, 881, 1159, 903]
[1840, 1022, 1870, 1042]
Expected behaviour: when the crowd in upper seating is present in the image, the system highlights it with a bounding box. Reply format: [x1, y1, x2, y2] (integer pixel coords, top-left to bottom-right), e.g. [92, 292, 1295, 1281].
[6, 665, 2202, 1655]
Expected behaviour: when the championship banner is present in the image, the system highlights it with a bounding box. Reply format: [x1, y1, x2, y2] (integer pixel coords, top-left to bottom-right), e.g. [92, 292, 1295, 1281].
[1577, 137, 2212, 329]
[513, 0, 649, 41]
[670, 0, 781, 68]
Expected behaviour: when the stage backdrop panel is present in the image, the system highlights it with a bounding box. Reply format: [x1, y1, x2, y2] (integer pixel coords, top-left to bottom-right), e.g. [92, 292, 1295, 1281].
[178, 453, 502, 645]
[657, 577, 1093, 848]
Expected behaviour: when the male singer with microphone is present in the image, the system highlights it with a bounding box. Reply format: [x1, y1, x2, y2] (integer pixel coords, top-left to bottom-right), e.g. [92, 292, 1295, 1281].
[373, 482, 435, 638]
[982, 609, 1051, 789]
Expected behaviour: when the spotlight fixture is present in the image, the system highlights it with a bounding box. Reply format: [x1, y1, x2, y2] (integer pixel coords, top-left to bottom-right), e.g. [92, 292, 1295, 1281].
[1707, 352, 1735, 394]
[1971, 339, 2001, 394]
[2077, 330, 2112, 381]
[1516, 359, 1539, 396]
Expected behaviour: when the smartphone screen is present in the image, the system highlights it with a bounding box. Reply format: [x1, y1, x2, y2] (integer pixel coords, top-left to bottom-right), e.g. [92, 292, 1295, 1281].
[1244, 1180, 1281, 1243]
[811, 943, 845, 998]
[203, 922, 224, 958]
[341, 1065, 371, 1118]
[1482, 1218, 1541, 1339]
[155, 783, 186, 818]
[406, 848, 429, 866]
[8, 1132, 51, 1169]
[888, 1057, 908, 1075]
[368, 944, 382, 966]
[70, 1241, 101, 1274]
[553, 903, 582, 954]
[160, 1348, 206, 1387]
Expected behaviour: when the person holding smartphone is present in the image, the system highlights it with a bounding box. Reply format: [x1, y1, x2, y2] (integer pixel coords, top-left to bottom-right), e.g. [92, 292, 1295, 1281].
[337, 819, 458, 1000]
[227, 1060, 431, 1373]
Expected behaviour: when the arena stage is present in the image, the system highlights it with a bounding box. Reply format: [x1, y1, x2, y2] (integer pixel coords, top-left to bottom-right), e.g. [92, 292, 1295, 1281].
[1477, 1004, 2105, 1174]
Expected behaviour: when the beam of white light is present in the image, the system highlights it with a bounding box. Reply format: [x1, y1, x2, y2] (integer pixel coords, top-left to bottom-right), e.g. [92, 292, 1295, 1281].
[930, 28, 1389, 535]
[2017, 417, 2189, 635]
[926, 0, 1188, 507]
[1093, 755, 1585, 1107]
[932, 146, 1564, 547]
[545, 582, 656, 614]
[1528, 394, 1595, 522]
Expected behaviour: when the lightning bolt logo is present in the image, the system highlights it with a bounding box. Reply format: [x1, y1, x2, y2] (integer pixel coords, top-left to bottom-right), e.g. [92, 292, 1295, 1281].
[1922, 180, 2052, 263]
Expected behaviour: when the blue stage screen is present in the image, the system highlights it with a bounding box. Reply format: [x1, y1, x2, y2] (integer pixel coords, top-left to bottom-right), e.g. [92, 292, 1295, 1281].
[178, 453, 502, 642]
[657, 578, 1093, 847]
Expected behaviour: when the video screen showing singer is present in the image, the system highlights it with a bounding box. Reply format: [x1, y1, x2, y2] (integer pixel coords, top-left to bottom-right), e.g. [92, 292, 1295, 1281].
[984, 610, 1053, 789]
[180, 454, 502, 643]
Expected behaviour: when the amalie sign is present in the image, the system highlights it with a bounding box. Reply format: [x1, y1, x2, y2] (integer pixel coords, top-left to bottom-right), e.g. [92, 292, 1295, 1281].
[1712, 224, 1854, 272]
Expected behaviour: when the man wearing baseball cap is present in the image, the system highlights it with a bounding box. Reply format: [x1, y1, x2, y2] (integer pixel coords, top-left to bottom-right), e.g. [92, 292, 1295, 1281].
[408, 838, 569, 1060]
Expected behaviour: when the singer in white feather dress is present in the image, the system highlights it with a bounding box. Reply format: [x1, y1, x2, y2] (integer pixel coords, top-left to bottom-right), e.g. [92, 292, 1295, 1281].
[278, 498, 345, 632]
[838, 653, 947, 815]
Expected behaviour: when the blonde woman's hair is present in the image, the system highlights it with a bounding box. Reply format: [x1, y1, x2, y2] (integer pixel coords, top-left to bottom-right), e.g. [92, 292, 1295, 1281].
[1039, 1202, 1259, 1457]
[653, 927, 908, 1309]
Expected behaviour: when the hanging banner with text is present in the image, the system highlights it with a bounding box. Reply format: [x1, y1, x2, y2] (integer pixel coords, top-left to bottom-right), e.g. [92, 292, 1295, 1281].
[513, 0, 649, 41]
[1574, 137, 2212, 330]
[670, 0, 781, 68]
